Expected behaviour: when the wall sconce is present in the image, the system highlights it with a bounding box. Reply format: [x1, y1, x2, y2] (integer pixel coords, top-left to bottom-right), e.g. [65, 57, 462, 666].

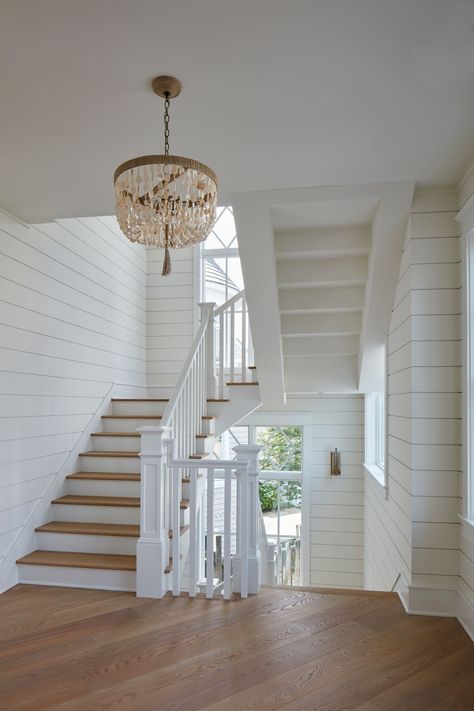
[330, 448, 341, 476]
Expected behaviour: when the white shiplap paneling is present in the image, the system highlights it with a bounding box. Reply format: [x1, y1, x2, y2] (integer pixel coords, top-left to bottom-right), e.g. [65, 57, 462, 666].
[146, 246, 195, 388]
[0, 212, 146, 585]
[365, 192, 462, 600]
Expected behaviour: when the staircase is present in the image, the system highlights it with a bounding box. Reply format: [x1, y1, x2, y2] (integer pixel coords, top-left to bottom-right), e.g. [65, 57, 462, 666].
[16, 293, 261, 595]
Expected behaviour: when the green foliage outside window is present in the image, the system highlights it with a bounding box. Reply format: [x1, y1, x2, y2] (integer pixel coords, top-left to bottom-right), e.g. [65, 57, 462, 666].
[257, 426, 302, 472]
[259, 480, 302, 512]
[256, 426, 302, 512]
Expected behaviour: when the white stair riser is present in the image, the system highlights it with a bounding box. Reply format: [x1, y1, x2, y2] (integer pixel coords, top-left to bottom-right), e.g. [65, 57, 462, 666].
[102, 418, 161, 433]
[67, 479, 140, 497]
[200, 419, 216, 435]
[181, 507, 190, 527]
[91, 435, 140, 452]
[52, 504, 140, 524]
[18, 564, 136, 592]
[51, 504, 188, 527]
[79, 456, 140, 473]
[36, 532, 137, 555]
[111, 401, 168, 417]
[195, 435, 215, 455]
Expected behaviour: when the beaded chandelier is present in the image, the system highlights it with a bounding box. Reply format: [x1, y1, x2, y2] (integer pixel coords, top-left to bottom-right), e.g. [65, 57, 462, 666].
[114, 76, 218, 276]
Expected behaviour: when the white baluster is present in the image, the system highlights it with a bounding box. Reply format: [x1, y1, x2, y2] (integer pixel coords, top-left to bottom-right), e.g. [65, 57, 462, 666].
[219, 311, 224, 399]
[199, 302, 216, 400]
[241, 295, 247, 382]
[189, 468, 198, 597]
[223, 465, 232, 600]
[172, 468, 181, 596]
[206, 468, 215, 599]
[230, 302, 235, 383]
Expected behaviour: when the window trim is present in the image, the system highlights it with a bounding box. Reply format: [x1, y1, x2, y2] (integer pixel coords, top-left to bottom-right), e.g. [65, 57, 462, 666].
[462, 221, 474, 523]
[364, 391, 386, 488]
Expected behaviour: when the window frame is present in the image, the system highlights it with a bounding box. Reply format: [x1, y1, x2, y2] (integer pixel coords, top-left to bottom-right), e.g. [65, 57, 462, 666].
[462, 222, 474, 526]
[364, 391, 387, 488]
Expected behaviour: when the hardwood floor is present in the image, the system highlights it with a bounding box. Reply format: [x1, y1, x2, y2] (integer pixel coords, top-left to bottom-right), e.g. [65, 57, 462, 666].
[0, 584, 473, 710]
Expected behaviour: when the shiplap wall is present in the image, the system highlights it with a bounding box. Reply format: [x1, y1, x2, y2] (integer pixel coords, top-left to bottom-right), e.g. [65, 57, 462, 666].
[459, 173, 474, 625]
[0, 212, 146, 584]
[307, 395, 364, 589]
[243, 394, 364, 590]
[365, 190, 462, 598]
[146, 246, 195, 389]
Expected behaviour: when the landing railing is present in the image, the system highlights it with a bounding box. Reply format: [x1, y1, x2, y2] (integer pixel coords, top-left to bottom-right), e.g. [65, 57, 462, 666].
[135, 291, 259, 599]
[213, 290, 254, 398]
[136, 426, 261, 599]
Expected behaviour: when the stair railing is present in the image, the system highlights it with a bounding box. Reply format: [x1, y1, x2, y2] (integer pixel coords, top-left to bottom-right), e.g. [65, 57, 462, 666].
[136, 293, 258, 599]
[164, 441, 261, 600]
[212, 290, 253, 399]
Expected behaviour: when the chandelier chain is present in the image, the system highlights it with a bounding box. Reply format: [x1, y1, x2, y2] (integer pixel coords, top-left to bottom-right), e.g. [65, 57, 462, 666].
[164, 93, 170, 156]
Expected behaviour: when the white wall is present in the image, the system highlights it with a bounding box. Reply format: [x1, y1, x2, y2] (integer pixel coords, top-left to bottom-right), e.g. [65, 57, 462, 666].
[458, 171, 474, 634]
[146, 246, 196, 390]
[365, 190, 462, 609]
[0, 212, 146, 589]
[242, 394, 364, 590]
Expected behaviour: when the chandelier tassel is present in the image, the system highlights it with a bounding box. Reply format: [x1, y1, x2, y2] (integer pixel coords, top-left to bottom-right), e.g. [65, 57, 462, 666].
[162, 225, 172, 276]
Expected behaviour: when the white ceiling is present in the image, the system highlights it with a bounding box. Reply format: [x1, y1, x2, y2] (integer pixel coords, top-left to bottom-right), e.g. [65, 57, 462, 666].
[1, 0, 474, 222]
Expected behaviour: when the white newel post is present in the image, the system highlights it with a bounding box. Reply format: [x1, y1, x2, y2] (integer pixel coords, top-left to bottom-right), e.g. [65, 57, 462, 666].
[233, 444, 262, 594]
[136, 426, 171, 598]
[199, 302, 217, 400]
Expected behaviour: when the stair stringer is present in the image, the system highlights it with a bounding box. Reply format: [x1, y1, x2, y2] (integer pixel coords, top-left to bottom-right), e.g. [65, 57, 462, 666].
[208, 385, 262, 436]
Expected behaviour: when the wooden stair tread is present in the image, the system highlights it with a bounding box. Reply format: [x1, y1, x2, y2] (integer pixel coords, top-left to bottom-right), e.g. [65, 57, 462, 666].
[102, 415, 162, 419]
[35, 521, 140, 537]
[17, 550, 136, 571]
[207, 399, 229, 402]
[189, 453, 209, 459]
[52, 495, 140, 507]
[226, 381, 259, 386]
[66, 472, 140, 481]
[79, 450, 139, 458]
[248, 365, 257, 370]
[202, 416, 216, 420]
[111, 398, 169, 402]
[180, 500, 190, 509]
[92, 432, 140, 437]
[195, 434, 209, 439]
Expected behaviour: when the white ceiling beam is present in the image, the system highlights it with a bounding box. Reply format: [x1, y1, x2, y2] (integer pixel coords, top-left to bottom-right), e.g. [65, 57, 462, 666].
[358, 182, 415, 392]
[231, 194, 285, 406]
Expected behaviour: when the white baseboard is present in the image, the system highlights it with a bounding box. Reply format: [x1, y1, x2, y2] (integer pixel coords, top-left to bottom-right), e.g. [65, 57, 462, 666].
[458, 585, 474, 642]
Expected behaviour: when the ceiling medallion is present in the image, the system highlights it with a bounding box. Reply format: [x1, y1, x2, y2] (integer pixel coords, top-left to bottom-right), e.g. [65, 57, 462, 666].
[114, 75, 218, 275]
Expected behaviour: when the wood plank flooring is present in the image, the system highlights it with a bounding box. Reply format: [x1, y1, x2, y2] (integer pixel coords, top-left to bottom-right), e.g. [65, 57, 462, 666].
[0, 584, 472, 710]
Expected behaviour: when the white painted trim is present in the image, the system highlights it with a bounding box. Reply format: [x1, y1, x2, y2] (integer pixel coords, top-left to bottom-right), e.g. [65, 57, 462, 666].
[458, 586, 474, 643]
[0, 382, 118, 594]
[363, 463, 385, 489]
[0, 205, 30, 227]
[461, 229, 474, 519]
[457, 193, 474, 228]
[301, 423, 311, 587]
[458, 158, 474, 195]
[459, 516, 474, 546]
